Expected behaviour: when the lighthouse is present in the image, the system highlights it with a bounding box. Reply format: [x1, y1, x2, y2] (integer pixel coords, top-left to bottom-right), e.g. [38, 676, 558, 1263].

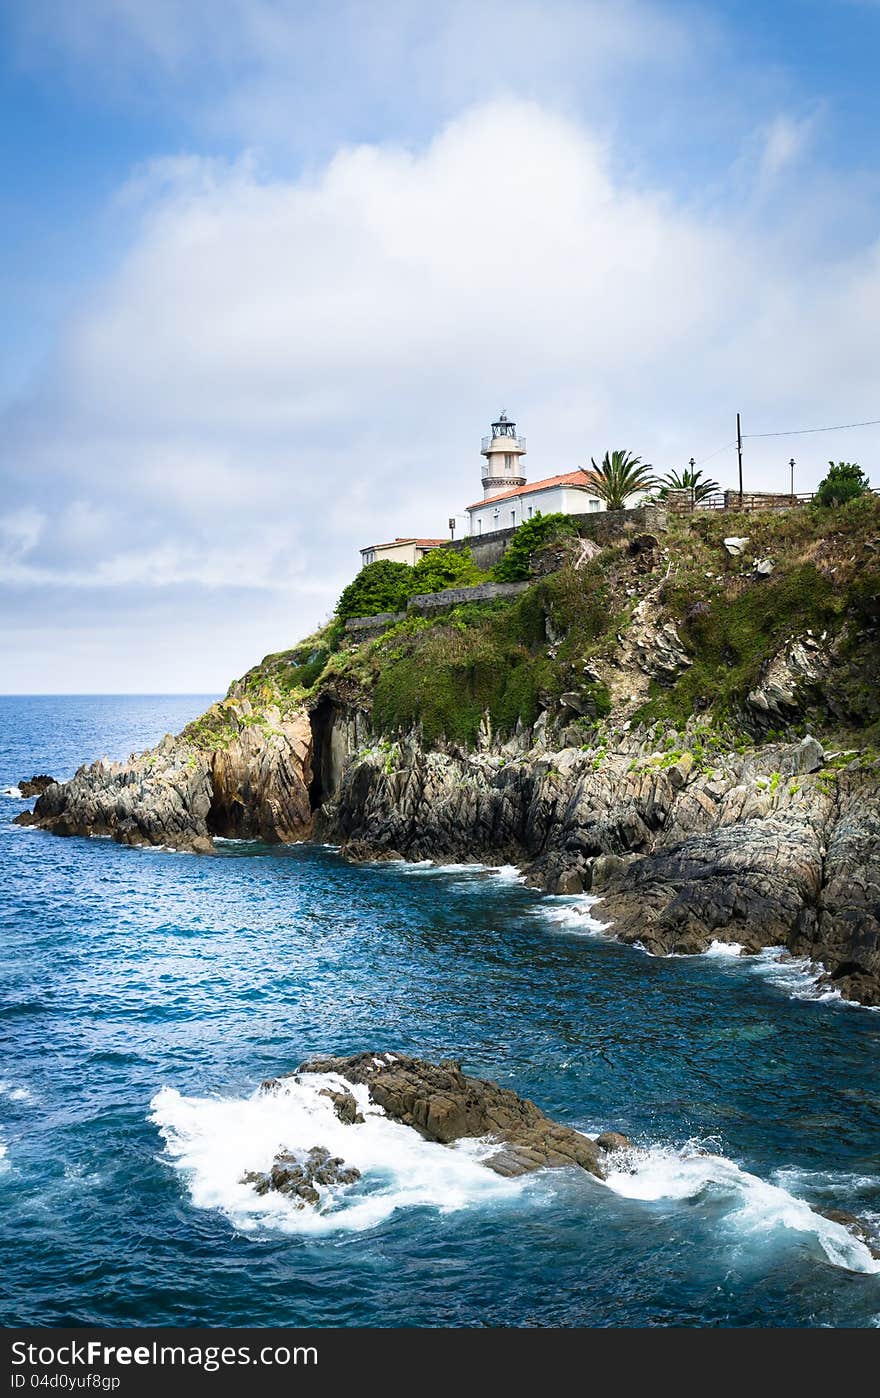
[480, 411, 527, 500]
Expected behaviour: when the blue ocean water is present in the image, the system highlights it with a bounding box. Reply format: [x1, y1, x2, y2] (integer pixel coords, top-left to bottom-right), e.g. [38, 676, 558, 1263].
[1, 694, 879, 1328]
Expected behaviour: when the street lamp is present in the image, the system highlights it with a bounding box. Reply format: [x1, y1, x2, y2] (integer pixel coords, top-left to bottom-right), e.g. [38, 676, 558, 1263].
[789, 458, 795, 499]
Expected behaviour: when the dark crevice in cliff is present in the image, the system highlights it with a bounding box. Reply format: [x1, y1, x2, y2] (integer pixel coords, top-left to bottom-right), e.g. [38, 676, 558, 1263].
[309, 698, 342, 811]
[206, 777, 248, 839]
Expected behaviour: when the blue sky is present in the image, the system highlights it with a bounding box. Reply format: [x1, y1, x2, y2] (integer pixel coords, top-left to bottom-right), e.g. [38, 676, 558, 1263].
[1, 0, 880, 691]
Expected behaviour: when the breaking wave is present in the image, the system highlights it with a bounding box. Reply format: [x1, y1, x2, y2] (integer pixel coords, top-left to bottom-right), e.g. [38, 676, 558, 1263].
[600, 1140, 880, 1275]
[538, 895, 610, 935]
[744, 947, 854, 1004]
[150, 1072, 527, 1236]
[150, 1070, 878, 1275]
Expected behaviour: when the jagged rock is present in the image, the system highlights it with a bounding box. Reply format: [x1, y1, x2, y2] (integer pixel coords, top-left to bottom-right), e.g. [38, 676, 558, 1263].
[18, 775, 56, 797]
[13, 702, 314, 852]
[589, 853, 628, 890]
[746, 636, 829, 725]
[553, 868, 584, 895]
[335, 736, 880, 1005]
[723, 536, 750, 556]
[319, 1087, 365, 1124]
[779, 735, 825, 777]
[559, 691, 589, 717]
[596, 1131, 633, 1153]
[667, 753, 694, 789]
[574, 537, 602, 569]
[240, 1145, 361, 1206]
[754, 558, 775, 576]
[633, 621, 692, 684]
[294, 1053, 605, 1179]
[240, 1169, 271, 1196]
[597, 816, 826, 957]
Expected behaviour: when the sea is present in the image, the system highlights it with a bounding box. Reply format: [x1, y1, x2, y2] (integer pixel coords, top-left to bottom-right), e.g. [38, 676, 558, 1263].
[1, 694, 879, 1327]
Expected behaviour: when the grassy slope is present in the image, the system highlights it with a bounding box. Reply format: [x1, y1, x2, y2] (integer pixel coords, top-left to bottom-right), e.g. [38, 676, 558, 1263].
[218, 496, 880, 752]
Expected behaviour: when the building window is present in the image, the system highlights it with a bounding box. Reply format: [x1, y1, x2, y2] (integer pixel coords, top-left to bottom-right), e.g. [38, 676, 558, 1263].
[511, 509, 516, 527]
[527, 505, 533, 518]
[477, 519, 482, 534]
[589, 498, 600, 512]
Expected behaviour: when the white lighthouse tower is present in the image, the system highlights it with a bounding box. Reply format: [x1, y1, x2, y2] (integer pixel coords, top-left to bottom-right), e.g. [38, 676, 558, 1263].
[480, 411, 527, 500]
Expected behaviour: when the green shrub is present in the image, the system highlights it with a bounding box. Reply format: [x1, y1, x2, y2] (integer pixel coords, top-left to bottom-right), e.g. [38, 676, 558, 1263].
[410, 547, 484, 594]
[492, 513, 576, 582]
[336, 560, 412, 621]
[814, 462, 870, 507]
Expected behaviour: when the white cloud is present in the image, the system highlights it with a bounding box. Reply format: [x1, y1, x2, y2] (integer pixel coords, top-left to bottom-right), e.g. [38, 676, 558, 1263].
[756, 112, 817, 189]
[3, 95, 880, 691]
[0, 509, 46, 561]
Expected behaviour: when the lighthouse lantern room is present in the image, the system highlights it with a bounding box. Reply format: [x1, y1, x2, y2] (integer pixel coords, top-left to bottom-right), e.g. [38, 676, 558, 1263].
[480, 411, 527, 500]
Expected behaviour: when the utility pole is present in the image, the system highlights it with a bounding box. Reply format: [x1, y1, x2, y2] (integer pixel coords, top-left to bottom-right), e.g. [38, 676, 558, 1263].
[736, 412, 743, 507]
[789, 458, 795, 499]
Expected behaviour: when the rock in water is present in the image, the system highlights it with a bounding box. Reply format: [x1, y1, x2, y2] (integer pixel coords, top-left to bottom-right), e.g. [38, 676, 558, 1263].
[294, 1053, 605, 1179]
[596, 1131, 634, 1153]
[240, 1145, 361, 1206]
[18, 775, 56, 797]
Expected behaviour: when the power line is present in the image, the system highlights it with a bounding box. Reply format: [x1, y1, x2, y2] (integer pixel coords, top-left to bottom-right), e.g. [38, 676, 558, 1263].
[693, 440, 737, 466]
[743, 416, 880, 440]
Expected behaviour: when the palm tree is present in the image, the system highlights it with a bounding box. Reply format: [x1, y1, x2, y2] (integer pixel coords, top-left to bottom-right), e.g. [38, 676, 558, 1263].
[656, 465, 720, 505]
[580, 450, 656, 511]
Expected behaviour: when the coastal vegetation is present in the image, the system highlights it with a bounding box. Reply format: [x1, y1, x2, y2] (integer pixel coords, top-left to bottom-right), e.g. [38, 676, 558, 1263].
[653, 464, 719, 503]
[579, 449, 656, 510]
[219, 490, 880, 754]
[491, 512, 575, 581]
[337, 547, 486, 620]
[814, 460, 871, 507]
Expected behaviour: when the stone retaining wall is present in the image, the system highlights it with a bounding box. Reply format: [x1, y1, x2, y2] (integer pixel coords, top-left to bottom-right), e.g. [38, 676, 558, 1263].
[448, 505, 667, 569]
[344, 581, 530, 634]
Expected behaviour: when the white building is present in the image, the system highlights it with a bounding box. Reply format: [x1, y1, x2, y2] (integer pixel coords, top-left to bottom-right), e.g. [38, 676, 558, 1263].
[359, 536, 446, 568]
[465, 412, 604, 535]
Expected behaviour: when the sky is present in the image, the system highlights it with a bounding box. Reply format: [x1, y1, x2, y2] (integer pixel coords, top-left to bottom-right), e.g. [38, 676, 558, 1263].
[1, 0, 880, 693]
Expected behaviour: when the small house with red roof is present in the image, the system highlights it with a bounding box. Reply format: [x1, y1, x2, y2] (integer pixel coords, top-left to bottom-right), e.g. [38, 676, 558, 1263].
[359, 537, 447, 568]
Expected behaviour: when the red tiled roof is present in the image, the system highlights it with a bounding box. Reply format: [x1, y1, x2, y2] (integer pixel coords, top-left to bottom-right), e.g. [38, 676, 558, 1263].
[360, 537, 447, 553]
[466, 470, 597, 511]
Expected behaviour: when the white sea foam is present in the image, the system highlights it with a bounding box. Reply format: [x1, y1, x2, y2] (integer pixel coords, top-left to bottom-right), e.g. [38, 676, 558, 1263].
[538, 895, 610, 936]
[0, 1082, 31, 1103]
[491, 864, 526, 883]
[773, 1166, 880, 1204]
[744, 947, 853, 1004]
[391, 858, 527, 886]
[600, 1140, 880, 1275]
[398, 860, 483, 875]
[150, 1072, 526, 1236]
[2, 786, 22, 799]
[703, 940, 744, 958]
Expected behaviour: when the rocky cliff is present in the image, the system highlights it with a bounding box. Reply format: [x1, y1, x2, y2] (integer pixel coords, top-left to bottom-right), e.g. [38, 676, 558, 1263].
[17, 699, 313, 852]
[16, 499, 880, 1003]
[331, 726, 880, 1005]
